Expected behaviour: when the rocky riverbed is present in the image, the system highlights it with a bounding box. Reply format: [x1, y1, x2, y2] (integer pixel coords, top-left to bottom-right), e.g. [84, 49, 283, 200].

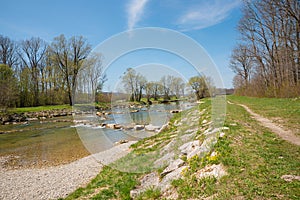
[0, 141, 137, 200]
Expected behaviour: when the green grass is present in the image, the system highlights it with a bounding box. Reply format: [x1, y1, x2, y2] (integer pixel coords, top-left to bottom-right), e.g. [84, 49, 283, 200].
[9, 104, 72, 113]
[211, 99, 300, 199]
[227, 95, 300, 135]
[64, 96, 300, 200]
[63, 166, 139, 200]
[3, 102, 111, 114]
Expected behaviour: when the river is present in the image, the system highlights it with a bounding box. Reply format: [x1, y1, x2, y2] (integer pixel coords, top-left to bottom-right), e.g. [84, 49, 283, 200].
[0, 103, 193, 169]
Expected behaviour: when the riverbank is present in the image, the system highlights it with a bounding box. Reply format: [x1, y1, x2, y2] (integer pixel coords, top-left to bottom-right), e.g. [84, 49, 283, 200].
[64, 96, 300, 199]
[0, 141, 136, 200]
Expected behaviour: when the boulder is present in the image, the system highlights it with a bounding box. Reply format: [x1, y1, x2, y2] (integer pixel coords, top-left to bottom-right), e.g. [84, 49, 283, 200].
[161, 159, 185, 176]
[134, 125, 144, 130]
[130, 172, 160, 198]
[159, 166, 188, 191]
[170, 110, 182, 113]
[145, 124, 160, 132]
[154, 152, 175, 168]
[196, 164, 227, 180]
[106, 123, 121, 129]
[179, 140, 200, 155]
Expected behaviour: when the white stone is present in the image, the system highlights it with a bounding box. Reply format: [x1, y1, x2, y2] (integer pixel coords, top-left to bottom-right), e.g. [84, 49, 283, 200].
[145, 124, 161, 132]
[196, 164, 227, 180]
[161, 159, 185, 176]
[134, 125, 144, 130]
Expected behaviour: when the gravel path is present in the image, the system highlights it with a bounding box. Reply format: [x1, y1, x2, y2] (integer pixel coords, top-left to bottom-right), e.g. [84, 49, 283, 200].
[228, 101, 300, 146]
[0, 141, 137, 200]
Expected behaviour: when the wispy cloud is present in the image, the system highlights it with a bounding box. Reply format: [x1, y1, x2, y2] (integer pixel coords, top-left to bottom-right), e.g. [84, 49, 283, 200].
[177, 0, 241, 31]
[126, 0, 149, 30]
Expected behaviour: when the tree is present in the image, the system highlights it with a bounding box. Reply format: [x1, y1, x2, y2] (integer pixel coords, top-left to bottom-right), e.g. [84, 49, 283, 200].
[18, 37, 47, 106]
[0, 64, 18, 109]
[234, 0, 300, 97]
[0, 35, 18, 67]
[171, 77, 185, 98]
[188, 76, 212, 100]
[122, 68, 146, 102]
[160, 75, 173, 100]
[50, 35, 91, 105]
[229, 44, 253, 93]
[77, 52, 106, 103]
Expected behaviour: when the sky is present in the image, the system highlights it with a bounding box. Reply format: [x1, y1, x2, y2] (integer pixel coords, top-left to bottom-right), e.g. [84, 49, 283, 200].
[0, 0, 243, 91]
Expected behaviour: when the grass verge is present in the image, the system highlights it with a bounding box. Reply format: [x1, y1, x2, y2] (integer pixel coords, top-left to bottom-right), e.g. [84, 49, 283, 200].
[64, 96, 300, 199]
[227, 95, 300, 135]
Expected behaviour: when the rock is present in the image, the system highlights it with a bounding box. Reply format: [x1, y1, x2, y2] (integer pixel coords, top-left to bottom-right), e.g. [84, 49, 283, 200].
[104, 112, 112, 115]
[134, 125, 144, 130]
[114, 124, 122, 129]
[161, 159, 185, 176]
[145, 124, 161, 132]
[123, 125, 134, 130]
[116, 139, 129, 145]
[130, 172, 160, 198]
[106, 123, 121, 129]
[281, 175, 300, 182]
[160, 139, 177, 155]
[159, 166, 187, 191]
[202, 119, 208, 124]
[187, 136, 217, 159]
[180, 132, 195, 143]
[154, 152, 175, 168]
[179, 140, 200, 155]
[26, 117, 39, 121]
[196, 164, 227, 180]
[170, 110, 182, 113]
[158, 123, 170, 133]
[219, 132, 225, 138]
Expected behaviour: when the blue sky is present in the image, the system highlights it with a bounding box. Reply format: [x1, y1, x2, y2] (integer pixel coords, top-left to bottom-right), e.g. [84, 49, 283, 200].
[0, 0, 242, 90]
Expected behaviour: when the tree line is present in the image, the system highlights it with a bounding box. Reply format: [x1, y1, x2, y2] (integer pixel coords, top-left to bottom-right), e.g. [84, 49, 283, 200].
[230, 0, 300, 97]
[121, 68, 213, 102]
[0, 34, 105, 109]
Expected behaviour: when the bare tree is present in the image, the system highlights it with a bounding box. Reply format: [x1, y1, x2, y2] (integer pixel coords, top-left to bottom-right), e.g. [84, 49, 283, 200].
[171, 77, 185, 99]
[188, 75, 212, 100]
[0, 35, 18, 68]
[232, 0, 300, 97]
[229, 44, 253, 90]
[19, 37, 47, 106]
[122, 68, 146, 102]
[50, 35, 91, 105]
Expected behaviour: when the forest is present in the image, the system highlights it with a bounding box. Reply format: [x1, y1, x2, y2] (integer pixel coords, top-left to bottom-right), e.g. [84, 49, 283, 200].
[230, 0, 300, 97]
[0, 35, 213, 109]
[0, 34, 105, 108]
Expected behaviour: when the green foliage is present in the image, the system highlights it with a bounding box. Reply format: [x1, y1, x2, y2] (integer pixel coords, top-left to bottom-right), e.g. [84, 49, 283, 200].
[0, 64, 18, 109]
[188, 76, 213, 100]
[135, 188, 162, 200]
[65, 166, 139, 200]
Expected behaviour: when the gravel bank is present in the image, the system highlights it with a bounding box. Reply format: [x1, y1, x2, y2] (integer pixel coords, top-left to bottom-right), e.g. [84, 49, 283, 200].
[0, 141, 136, 200]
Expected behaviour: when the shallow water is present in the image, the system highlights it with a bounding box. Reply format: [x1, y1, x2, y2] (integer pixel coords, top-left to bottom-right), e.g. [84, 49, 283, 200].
[0, 103, 187, 169]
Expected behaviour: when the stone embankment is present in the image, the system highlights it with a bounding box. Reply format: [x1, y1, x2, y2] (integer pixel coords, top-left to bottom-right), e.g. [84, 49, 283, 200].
[0, 109, 76, 125]
[129, 108, 229, 199]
